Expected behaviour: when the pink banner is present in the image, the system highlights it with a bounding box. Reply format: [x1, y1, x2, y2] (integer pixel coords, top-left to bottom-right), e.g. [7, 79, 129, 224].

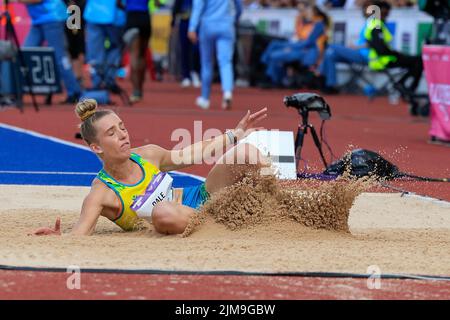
[422, 45, 450, 142]
[1, 3, 31, 45]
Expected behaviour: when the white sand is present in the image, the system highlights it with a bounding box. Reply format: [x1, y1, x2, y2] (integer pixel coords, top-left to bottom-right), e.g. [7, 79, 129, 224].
[0, 185, 449, 276]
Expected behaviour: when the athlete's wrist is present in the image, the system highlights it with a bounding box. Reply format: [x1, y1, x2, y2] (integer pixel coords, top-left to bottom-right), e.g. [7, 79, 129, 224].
[225, 130, 238, 145]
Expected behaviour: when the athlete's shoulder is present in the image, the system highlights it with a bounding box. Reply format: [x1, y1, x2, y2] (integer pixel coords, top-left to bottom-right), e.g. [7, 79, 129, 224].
[88, 178, 116, 206]
[132, 144, 168, 168]
[91, 178, 110, 194]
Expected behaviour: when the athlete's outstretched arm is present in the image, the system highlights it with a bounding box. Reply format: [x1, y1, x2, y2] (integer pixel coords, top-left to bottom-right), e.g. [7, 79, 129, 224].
[137, 108, 268, 171]
[70, 190, 103, 236]
[30, 186, 104, 236]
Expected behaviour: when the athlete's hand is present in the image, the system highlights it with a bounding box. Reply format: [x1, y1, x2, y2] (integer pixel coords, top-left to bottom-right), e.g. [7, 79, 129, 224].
[29, 217, 62, 236]
[233, 108, 267, 141]
[188, 31, 198, 44]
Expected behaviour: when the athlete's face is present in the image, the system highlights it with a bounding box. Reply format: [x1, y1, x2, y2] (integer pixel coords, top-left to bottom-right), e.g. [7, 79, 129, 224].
[90, 113, 131, 159]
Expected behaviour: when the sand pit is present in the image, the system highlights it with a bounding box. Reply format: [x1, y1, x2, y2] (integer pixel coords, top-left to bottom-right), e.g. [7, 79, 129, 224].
[0, 183, 449, 276]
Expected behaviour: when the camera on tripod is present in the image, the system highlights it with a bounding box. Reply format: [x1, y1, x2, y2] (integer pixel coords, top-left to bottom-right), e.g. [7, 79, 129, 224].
[284, 93, 333, 171]
[283, 92, 331, 120]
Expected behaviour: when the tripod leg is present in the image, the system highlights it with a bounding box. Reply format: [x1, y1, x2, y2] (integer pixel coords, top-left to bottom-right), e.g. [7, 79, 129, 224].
[309, 125, 328, 169]
[6, 14, 39, 111]
[45, 93, 53, 105]
[12, 59, 23, 112]
[294, 124, 306, 173]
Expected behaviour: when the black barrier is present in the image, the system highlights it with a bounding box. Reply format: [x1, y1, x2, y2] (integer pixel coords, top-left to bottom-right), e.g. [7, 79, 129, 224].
[1, 47, 62, 95]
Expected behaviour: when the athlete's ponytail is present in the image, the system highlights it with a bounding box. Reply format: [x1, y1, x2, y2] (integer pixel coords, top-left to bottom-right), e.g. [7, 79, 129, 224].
[75, 99, 113, 144]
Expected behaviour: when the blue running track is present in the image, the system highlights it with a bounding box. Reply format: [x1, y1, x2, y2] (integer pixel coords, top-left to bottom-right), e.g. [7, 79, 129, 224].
[0, 123, 204, 187]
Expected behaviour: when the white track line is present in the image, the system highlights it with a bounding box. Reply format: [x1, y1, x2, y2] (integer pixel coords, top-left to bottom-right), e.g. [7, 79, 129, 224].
[401, 193, 450, 207]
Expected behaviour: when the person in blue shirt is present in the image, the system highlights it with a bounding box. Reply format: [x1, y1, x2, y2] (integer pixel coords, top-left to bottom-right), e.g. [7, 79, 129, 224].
[83, 0, 126, 92]
[260, 3, 329, 87]
[318, 4, 371, 94]
[20, 0, 82, 103]
[188, 0, 243, 110]
[171, 0, 201, 88]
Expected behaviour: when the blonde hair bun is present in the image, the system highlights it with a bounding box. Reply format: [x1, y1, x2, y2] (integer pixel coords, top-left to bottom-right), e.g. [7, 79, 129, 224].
[75, 99, 98, 122]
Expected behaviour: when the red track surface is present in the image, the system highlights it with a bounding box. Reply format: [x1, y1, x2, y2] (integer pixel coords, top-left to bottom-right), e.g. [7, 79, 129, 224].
[0, 81, 449, 299]
[1, 271, 449, 300]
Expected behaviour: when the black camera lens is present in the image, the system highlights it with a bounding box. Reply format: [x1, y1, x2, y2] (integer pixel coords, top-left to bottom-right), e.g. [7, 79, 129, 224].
[283, 96, 296, 107]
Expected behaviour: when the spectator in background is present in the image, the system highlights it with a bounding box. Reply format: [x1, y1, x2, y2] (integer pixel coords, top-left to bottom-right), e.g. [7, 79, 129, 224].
[243, 0, 263, 9]
[258, 0, 272, 7]
[83, 0, 125, 92]
[124, 0, 155, 103]
[344, 0, 367, 9]
[322, 0, 347, 7]
[171, 0, 201, 88]
[318, 1, 371, 93]
[271, 0, 298, 7]
[149, 0, 168, 12]
[260, 1, 329, 87]
[188, 0, 243, 110]
[345, 0, 416, 9]
[64, 0, 86, 86]
[390, 0, 416, 7]
[364, 0, 423, 93]
[20, 0, 82, 103]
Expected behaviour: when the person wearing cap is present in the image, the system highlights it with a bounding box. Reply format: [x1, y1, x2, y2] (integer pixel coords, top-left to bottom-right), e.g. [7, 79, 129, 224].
[188, 0, 243, 110]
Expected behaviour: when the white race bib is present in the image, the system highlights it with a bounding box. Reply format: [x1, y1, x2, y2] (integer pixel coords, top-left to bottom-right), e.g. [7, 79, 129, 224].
[130, 172, 174, 218]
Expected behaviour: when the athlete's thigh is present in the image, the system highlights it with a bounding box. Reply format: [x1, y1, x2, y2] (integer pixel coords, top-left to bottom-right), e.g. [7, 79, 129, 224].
[205, 143, 267, 194]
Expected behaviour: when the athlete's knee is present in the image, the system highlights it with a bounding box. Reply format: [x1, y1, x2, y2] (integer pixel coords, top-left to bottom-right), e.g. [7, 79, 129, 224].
[152, 202, 178, 233]
[225, 143, 269, 166]
[237, 143, 257, 164]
